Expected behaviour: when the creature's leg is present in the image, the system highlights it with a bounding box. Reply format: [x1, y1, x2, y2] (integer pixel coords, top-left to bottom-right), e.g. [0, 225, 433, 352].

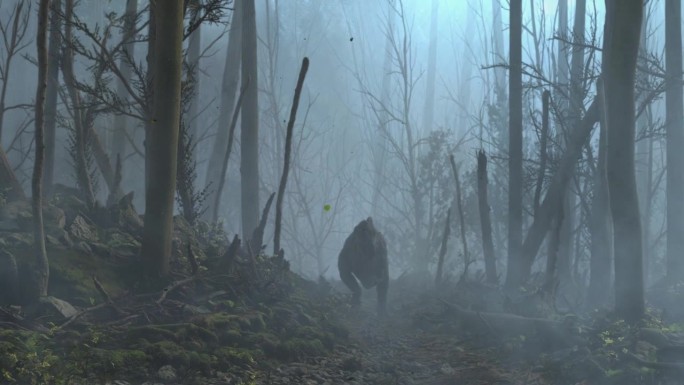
[340, 269, 362, 306]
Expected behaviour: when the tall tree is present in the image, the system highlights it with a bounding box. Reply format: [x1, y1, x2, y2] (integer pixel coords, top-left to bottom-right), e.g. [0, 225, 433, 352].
[241, 0, 260, 239]
[204, 0, 242, 219]
[34, 0, 51, 297]
[140, 0, 184, 278]
[587, 79, 612, 308]
[491, 0, 506, 107]
[186, 0, 201, 164]
[43, 0, 61, 197]
[505, 0, 523, 288]
[665, 0, 684, 283]
[421, 0, 438, 134]
[111, 0, 138, 173]
[603, 0, 644, 323]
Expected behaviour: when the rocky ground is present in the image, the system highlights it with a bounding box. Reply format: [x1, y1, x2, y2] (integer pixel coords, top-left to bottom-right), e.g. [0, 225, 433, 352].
[1, 190, 684, 385]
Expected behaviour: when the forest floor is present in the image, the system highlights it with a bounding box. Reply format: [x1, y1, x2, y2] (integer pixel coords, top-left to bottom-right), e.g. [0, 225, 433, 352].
[259, 289, 546, 385]
[0, 191, 681, 385]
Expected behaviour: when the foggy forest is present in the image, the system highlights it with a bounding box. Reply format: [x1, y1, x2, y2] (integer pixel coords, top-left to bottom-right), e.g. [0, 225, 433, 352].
[0, 0, 683, 384]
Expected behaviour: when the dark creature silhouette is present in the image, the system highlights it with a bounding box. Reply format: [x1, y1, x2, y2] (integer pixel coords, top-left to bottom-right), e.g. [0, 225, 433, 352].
[337, 217, 389, 314]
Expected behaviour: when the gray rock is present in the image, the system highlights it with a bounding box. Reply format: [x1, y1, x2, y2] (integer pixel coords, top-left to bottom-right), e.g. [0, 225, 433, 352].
[68, 214, 99, 243]
[157, 365, 177, 381]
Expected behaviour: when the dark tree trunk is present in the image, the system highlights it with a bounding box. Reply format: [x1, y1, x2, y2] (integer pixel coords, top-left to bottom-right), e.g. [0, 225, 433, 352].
[0, 149, 24, 201]
[603, 0, 644, 323]
[505, 0, 523, 289]
[33, 0, 50, 297]
[665, 0, 684, 283]
[111, 0, 138, 174]
[43, 0, 61, 197]
[273, 58, 309, 254]
[587, 79, 613, 309]
[477, 150, 497, 284]
[241, 0, 260, 239]
[141, 0, 183, 279]
[204, 0, 242, 220]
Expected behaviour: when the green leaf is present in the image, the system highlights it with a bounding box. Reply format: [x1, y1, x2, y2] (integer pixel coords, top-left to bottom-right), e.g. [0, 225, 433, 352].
[323, 204, 331, 212]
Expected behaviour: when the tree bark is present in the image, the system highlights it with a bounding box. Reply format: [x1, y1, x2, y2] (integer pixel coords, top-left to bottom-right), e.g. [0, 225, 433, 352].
[0, 148, 24, 201]
[273, 57, 309, 255]
[509, 98, 599, 288]
[213, 82, 248, 224]
[587, 79, 613, 309]
[62, 0, 95, 209]
[435, 208, 451, 286]
[34, 0, 50, 297]
[665, 0, 684, 283]
[533, 90, 550, 215]
[491, 0, 506, 107]
[241, 0, 260, 239]
[505, 0, 523, 288]
[477, 150, 497, 284]
[603, 0, 644, 323]
[140, 0, 184, 279]
[204, 0, 242, 219]
[450, 155, 469, 277]
[421, 0, 438, 134]
[187, 0, 201, 165]
[111, 0, 137, 173]
[43, 0, 61, 197]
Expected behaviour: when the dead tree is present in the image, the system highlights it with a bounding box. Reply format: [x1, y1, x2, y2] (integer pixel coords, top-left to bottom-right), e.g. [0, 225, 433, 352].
[273, 57, 310, 255]
[435, 208, 451, 287]
[477, 150, 497, 284]
[449, 155, 469, 277]
[33, 0, 51, 297]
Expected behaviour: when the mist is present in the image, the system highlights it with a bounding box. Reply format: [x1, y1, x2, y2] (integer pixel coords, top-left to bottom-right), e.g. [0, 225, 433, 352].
[0, 0, 681, 384]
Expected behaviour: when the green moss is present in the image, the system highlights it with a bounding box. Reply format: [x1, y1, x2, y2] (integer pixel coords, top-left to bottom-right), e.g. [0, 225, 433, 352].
[144, 340, 214, 374]
[126, 325, 179, 343]
[214, 347, 257, 368]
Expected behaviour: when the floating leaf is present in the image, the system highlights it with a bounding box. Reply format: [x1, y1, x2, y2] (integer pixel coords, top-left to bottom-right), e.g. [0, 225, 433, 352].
[323, 204, 331, 212]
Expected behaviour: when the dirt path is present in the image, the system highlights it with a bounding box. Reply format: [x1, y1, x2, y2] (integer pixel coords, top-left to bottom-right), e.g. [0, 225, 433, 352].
[257, 299, 548, 385]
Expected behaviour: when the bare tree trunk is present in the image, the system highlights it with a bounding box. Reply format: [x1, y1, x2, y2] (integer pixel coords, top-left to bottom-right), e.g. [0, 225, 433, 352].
[435, 208, 451, 286]
[213, 82, 248, 224]
[636, 9, 651, 275]
[603, 0, 644, 323]
[273, 58, 309, 254]
[543, 195, 564, 296]
[492, 0, 506, 107]
[449, 155, 469, 276]
[34, 0, 50, 297]
[587, 79, 612, 308]
[241, 0, 260, 239]
[111, 0, 137, 174]
[421, 0, 438, 134]
[557, 0, 584, 291]
[0, 149, 24, 201]
[665, 0, 684, 283]
[505, 0, 523, 289]
[513, 98, 600, 286]
[62, 0, 95, 209]
[370, 0, 393, 219]
[204, 0, 242, 219]
[187, 0, 201, 165]
[43, 0, 61, 197]
[477, 150, 497, 284]
[144, 1, 156, 207]
[533, 90, 550, 215]
[141, 0, 183, 279]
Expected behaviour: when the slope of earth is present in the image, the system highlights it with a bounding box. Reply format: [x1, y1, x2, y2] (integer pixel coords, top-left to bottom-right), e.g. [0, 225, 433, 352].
[256, 282, 549, 385]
